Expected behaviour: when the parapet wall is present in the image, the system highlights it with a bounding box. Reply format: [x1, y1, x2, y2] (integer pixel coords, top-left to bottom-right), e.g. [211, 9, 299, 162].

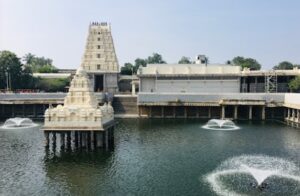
[0, 93, 105, 104]
[284, 93, 300, 109]
[138, 93, 286, 106]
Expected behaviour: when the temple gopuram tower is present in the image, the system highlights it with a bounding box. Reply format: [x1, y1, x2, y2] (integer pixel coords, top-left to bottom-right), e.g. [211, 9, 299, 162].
[81, 22, 119, 93]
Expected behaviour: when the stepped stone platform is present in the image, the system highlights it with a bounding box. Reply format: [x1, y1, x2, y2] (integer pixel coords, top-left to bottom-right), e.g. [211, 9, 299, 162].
[112, 95, 138, 116]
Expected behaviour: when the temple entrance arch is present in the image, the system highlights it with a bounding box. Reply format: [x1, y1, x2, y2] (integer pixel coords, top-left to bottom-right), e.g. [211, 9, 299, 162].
[94, 75, 104, 92]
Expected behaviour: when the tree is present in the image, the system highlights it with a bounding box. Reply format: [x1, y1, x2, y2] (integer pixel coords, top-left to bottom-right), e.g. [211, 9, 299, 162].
[232, 56, 261, 70]
[23, 53, 36, 65]
[0, 50, 35, 90]
[226, 60, 231, 65]
[120, 53, 167, 75]
[35, 77, 70, 92]
[178, 56, 192, 64]
[23, 53, 57, 73]
[120, 63, 134, 75]
[273, 61, 294, 70]
[37, 64, 58, 73]
[288, 76, 300, 92]
[134, 58, 147, 70]
[21, 66, 37, 89]
[147, 53, 166, 64]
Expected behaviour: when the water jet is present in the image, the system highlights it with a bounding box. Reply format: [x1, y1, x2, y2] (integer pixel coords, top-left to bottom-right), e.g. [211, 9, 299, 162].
[202, 119, 239, 130]
[1, 117, 38, 129]
[204, 155, 300, 196]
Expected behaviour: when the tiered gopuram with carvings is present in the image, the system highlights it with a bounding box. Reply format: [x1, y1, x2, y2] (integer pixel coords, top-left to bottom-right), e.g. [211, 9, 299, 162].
[44, 67, 113, 130]
[43, 22, 116, 151]
[81, 22, 119, 93]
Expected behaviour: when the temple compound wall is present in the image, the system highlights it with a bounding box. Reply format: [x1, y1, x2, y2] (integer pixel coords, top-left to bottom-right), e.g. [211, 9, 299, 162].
[138, 64, 241, 93]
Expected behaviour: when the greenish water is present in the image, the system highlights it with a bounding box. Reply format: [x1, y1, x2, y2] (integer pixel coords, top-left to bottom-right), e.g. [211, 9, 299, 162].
[0, 119, 300, 195]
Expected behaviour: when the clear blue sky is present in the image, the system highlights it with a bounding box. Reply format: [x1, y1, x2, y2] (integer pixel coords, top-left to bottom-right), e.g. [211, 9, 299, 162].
[1, 0, 299, 69]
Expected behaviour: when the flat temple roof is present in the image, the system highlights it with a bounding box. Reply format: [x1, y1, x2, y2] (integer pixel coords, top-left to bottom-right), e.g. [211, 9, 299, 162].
[138, 64, 300, 77]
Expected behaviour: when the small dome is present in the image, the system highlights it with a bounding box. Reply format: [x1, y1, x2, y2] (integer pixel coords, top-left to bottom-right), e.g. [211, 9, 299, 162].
[76, 67, 87, 76]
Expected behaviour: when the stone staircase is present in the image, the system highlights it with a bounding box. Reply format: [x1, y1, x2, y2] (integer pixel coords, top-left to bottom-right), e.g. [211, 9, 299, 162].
[112, 95, 138, 115]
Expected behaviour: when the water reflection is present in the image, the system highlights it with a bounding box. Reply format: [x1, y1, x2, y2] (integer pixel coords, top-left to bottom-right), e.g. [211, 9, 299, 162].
[0, 119, 300, 195]
[44, 149, 113, 195]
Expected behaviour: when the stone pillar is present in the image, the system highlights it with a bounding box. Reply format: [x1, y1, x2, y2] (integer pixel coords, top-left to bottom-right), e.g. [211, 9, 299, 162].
[0, 105, 3, 116]
[196, 107, 199, 118]
[254, 77, 258, 92]
[149, 107, 152, 118]
[22, 104, 25, 117]
[297, 110, 300, 122]
[52, 132, 56, 151]
[221, 106, 225, 119]
[103, 74, 107, 92]
[66, 132, 71, 149]
[93, 132, 97, 148]
[12, 105, 15, 117]
[131, 82, 136, 95]
[261, 106, 266, 120]
[292, 109, 295, 121]
[87, 132, 91, 149]
[108, 128, 112, 149]
[243, 77, 246, 92]
[138, 106, 141, 117]
[234, 106, 238, 120]
[74, 131, 79, 148]
[96, 132, 102, 148]
[102, 131, 106, 149]
[249, 106, 253, 120]
[91, 131, 95, 149]
[208, 107, 211, 118]
[79, 132, 83, 147]
[52, 132, 56, 146]
[287, 108, 291, 119]
[111, 127, 115, 148]
[82, 132, 86, 148]
[61, 133, 65, 149]
[173, 107, 176, 118]
[94, 132, 98, 148]
[105, 130, 109, 150]
[33, 104, 37, 118]
[44, 132, 50, 148]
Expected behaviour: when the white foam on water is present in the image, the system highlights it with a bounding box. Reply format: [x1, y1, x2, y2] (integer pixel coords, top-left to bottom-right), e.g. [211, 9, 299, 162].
[203, 155, 300, 196]
[202, 119, 240, 131]
[0, 117, 38, 130]
[241, 164, 277, 185]
[201, 125, 240, 131]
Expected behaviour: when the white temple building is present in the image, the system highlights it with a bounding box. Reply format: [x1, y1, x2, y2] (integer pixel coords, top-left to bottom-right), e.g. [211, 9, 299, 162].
[43, 67, 114, 131]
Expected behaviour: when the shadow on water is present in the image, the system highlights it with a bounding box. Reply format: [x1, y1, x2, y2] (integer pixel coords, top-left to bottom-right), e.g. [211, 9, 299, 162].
[43, 148, 114, 195]
[44, 147, 113, 164]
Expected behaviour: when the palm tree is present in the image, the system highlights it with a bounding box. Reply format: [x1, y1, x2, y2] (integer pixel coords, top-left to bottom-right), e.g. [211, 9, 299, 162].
[23, 53, 35, 65]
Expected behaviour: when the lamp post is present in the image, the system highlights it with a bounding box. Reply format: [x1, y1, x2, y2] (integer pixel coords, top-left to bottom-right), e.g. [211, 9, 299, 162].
[131, 66, 134, 80]
[5, 70, 9, 91]
[131, 66, 134, 95]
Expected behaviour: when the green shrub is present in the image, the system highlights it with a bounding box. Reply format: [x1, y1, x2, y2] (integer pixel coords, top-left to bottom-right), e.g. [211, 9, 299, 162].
[35, 77, 70, 92]
[37, 65, 58, 73]
[288, 76, 300, 92]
